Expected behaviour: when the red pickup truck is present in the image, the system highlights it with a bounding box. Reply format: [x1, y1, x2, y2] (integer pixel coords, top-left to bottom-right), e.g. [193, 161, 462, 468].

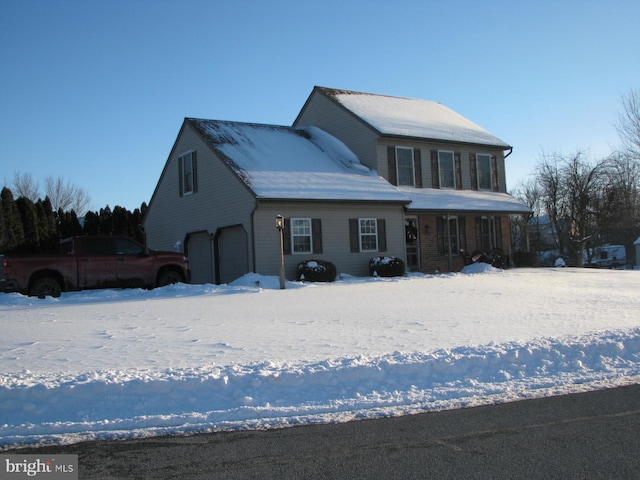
[1, 236, 190, 298]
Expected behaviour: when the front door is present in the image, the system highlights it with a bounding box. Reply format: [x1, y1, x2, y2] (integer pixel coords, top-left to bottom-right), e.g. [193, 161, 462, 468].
[405, 217, 419, 270]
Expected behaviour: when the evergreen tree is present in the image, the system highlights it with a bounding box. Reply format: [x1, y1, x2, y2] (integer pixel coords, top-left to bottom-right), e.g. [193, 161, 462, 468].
[58, 208, 84, 239]
[15, 196, 40, 253]
[0, 196, 5, 250]
[131, 207, 143, 242]
[112, 205, 130, 236]
[36, 197, 59, 252]
[83, 210, 100, 236]
[99, 206, 113, 236]
[1, 187, 25, 253]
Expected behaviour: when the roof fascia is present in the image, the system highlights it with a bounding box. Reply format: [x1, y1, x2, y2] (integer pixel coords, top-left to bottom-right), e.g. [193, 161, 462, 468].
[379, 133, 512, 152]
[257, 197, 410, 206]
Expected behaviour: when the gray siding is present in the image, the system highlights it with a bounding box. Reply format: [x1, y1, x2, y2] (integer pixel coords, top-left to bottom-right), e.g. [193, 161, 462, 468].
[143, 123, 256, 269]
[376, 140, 508, 193]
[294, 93, 380, 172]
[253, 202, 406, 279]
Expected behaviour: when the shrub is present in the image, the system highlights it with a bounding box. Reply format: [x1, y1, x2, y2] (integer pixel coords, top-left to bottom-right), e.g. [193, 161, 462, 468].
[296, 259, 337, 282]
[369, 256, 405, 277]
[512, 251, 538, 268]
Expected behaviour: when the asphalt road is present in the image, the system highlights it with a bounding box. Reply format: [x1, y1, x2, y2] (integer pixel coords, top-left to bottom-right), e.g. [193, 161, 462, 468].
[8, 384, 640, 479]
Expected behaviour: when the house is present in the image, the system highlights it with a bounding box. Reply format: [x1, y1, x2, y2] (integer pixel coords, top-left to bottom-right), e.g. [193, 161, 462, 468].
[294, 87, 531, 272]
[142, 119, 410, 284]
[143, 87, 530, 283]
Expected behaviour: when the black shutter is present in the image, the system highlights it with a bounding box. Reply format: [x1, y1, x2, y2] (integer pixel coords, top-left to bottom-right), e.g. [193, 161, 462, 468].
[312, 218, 323, 254]
[377, 218, 387, 252]
[283, 218, 291, 255]
[414, 148, 422, 188]
[431, 150, 439, 188]
[469, 153, 478, 191]
[178, 156, 184, 197]
[491, 155, 499, 191]
[459, 217, 466, 251]
[192, 151, 198, 193]
[455, 152, 462, 190]
[387, 146, 397, 186]
[349, 219, 359, 252]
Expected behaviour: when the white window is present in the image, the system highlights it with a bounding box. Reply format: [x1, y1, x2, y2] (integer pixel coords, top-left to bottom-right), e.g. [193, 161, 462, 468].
[291, 218, 312, 254]
[477, 154, 492, 190]
[359, 218, 378, 251]
[179, 151, 196, 196]
[396, 147, 415, 186]
[438, 150, 455, 188]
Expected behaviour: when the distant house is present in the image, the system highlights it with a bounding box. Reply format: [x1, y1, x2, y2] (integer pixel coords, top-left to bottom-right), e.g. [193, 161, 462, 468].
[143, 87, 530, 283]
[294, 87, 531, 272]
[142, 119, 409, 284]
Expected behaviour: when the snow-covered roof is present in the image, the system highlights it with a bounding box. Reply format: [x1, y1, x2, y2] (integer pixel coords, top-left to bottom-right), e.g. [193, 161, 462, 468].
[400, 187, 532, 214]
[187, 119, 410, 203]
[318, 87, 511, 149]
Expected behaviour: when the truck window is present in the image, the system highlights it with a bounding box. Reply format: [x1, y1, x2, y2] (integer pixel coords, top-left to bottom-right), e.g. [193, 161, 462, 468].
[81, 238, 117, 255]
[115, 238, 144, 255]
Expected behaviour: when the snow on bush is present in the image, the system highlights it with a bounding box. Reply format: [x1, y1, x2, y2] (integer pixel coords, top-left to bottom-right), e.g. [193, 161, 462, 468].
[296, 259, 337, 282]
[369, 256, 405, 277]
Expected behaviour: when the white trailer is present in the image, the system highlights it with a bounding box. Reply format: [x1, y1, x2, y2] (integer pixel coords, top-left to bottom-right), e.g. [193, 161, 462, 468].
[589, 244, 626, 269]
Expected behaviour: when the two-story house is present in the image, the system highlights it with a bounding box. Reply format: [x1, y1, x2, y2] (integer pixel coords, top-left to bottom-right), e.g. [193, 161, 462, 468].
[143, 86, 530, 283]
[294, 87, 531, 272]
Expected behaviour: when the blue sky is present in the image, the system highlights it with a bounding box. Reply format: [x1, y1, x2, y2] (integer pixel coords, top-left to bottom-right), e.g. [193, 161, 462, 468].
[1, 0, 639, 213]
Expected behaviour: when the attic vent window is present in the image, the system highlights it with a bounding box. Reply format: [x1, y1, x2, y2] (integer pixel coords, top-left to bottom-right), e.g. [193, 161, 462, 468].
[179, 151, 198, 196]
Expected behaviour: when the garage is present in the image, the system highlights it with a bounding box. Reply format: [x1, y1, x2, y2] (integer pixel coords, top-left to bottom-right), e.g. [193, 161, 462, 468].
[216, 225, 249, 284]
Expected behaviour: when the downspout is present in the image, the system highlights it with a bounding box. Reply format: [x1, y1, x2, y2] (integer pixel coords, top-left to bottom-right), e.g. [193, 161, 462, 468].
[504, 146, 513, 159]
[250, 203, 258, 274]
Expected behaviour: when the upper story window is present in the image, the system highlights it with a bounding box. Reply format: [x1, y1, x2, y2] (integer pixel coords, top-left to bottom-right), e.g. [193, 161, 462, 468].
[438, 151, 455, 189]
[396, 147, 415, 186]
[477, 154, 492, 190]
[291, 218, 312, 254]
[179, 151, 197, 196]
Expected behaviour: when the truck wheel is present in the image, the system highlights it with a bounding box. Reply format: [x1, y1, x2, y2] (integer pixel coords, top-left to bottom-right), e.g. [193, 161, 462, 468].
[30, 277, 62, 299]
[157, 270, 184, 287]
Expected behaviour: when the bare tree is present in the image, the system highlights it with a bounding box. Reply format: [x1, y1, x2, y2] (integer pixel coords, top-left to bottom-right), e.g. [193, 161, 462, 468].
[536, 151, 609, 266]
[44, 176, 91, 215]
[510, 177, 542, 251]
[11, 172, 41, 201]
[615, 88, 640, 161]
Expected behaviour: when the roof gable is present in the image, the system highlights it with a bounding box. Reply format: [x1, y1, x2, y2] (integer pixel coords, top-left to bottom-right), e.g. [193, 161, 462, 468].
[187, 118, 409, 203]
[315, 87, 510, 149]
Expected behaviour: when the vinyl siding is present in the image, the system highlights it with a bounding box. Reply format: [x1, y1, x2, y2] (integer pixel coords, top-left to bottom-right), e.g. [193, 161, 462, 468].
[376, 140, 508, 193]
[253, 202, 406, 279]
[143, 123, 256, 270]
[294, 93, 380, 172]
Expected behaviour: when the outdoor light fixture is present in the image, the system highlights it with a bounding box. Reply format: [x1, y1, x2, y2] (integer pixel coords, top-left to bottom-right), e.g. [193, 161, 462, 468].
[276, 215, 285, 289]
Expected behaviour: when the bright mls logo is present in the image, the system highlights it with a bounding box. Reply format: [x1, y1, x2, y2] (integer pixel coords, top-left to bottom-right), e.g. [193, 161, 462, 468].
[1, 455, 78, 479]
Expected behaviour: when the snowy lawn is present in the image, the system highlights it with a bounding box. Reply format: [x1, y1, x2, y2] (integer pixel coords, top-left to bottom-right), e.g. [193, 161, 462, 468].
[1, 266, 639, 449]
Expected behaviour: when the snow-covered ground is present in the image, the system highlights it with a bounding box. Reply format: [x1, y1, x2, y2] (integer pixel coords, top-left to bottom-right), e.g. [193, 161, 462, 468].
[1, 266, 639, 449]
